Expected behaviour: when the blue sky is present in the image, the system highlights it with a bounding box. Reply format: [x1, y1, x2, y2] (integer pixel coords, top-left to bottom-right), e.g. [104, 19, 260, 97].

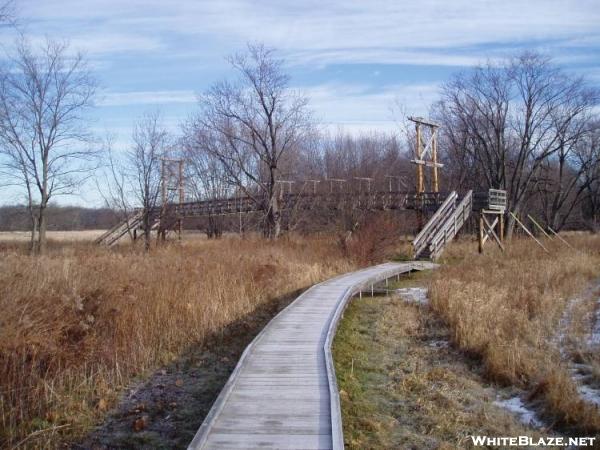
[3, 0, 600, 206]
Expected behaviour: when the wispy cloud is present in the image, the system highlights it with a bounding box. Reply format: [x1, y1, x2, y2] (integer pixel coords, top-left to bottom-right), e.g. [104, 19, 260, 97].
[98, 90, 197, 107]
[69, 33, 165, 55]
[21, 0, 600, 66]
[304, 81, 440, 132]
[9, 0, 599, 206]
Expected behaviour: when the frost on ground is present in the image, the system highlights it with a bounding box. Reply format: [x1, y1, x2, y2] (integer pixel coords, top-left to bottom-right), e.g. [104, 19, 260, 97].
[555, 294, 585, 357]
[570, 364, 600, 408]
[395, 287, 428, 305]
[396, 285, 546, 432]
[428, 339, 449, 349]
[556, 281, 600, 408]
[588, 301, 600, 347]
[493, 396, 544, 428]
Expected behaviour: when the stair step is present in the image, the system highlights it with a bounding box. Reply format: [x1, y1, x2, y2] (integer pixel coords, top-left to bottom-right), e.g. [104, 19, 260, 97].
[412, 190, 472, 261]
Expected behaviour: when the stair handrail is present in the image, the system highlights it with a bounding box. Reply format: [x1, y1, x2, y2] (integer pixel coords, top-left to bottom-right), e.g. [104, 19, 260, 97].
[429, 191, 472, 250]
[413, 191, 458, 250]
[428, 190, 473, 260]
[95, 209, 143, 244]
[106, 213, 144, 246]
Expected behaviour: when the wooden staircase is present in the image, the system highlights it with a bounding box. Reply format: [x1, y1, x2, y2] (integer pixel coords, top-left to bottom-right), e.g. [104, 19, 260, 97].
[413, 190, 473, 260]
[96, 208, 182, 246]
[95, 210, 144, 247]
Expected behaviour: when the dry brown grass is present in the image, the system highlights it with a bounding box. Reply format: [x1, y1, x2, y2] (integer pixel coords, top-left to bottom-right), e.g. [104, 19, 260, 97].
[430, 234, 600, 433]
[0, 235, 354, 448]
[340, 215, 412, 265]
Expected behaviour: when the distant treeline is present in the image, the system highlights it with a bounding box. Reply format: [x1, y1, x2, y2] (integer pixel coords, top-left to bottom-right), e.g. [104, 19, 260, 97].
[0, 205, 119, 231]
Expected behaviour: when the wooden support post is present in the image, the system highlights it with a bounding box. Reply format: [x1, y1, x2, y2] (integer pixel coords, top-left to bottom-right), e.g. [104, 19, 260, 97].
[159, 158, 167, 243]
[499, 213, 504, 242]
[527, 214, 552, 240]
[478, 214, 484, 254]
[416, 123, 423, 195]
[509, 212, 549, 253]
[481, 216, 499, 246]
[548, 226, 576, 251]
[178, 159, 184, 241]
[482, 214, 505, 251]
[432, 128, 439, 193]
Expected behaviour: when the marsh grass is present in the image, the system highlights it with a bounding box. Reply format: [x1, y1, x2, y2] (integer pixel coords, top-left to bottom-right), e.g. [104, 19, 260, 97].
[430, 234, 600, 433]
[0, 235, 354, 448]
[333, 288, 542, 449]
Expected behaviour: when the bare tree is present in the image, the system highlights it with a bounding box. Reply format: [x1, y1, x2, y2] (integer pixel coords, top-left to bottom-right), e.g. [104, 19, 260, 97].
[434, 52, 599, 237]
[96, 135, 136, 237]
[181, 128, 232, 238]
[0, 0, 16, 26]
[192, 43, 312, 238]
[580, 125, 600, 231]
[96, 113, 170, 250]
[0, 38, 97, 254]
[536, 119, 600, 230]
[129, 111, 169, 250]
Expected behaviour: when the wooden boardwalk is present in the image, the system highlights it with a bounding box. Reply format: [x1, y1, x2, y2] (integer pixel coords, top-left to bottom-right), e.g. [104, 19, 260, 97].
[189, 261, 435, 449]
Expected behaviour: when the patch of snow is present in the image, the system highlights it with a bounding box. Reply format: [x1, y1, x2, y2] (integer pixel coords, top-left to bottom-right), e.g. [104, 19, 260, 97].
[577, 384, 600, 408]
[554, 295, 585, 356]
[555, 283, 600, 408]
[569, 365, 600, 408]
[494, 396, 544, 428]
[428, 339, 449, 349]
[395, 287, 428, 305]
[587, 297, 600, 347]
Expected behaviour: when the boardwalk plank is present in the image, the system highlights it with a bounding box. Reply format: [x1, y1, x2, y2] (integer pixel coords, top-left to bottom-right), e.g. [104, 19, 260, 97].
[188, 262, 436, 450]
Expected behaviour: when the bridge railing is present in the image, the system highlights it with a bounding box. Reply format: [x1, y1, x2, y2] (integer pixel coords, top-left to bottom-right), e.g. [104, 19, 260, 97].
[428, 190, 473, 260]
[413, 191, 458, 257]
[473, 189, 507, 212]
[168, 190, 448, 218]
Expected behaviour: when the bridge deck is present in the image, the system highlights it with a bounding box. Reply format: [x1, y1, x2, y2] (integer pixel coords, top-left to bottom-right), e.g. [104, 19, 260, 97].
[188, 261, 436, 450]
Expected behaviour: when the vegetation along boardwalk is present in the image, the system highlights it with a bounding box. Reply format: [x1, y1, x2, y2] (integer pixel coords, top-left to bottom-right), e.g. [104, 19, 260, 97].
[188, 261, 436, 450]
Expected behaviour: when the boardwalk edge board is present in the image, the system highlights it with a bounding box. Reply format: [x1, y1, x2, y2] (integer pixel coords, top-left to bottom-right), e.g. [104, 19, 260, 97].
[323, 262, 436, 449]
[188, 261, 437, 450]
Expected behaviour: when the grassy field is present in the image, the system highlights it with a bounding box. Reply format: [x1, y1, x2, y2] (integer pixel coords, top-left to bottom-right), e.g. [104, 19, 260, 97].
[333, 271, 544, 449]
[3, 227, 600, 448]
[0, 235, 355, 448]
[432, 235, 600, 434]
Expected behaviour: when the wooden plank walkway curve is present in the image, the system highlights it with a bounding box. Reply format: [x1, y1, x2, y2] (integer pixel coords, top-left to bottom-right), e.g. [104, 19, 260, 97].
[188, 261, 436, 450]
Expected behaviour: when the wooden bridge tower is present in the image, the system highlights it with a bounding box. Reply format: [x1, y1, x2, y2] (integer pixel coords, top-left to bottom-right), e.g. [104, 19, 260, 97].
[408, 116, 443, 196]
[160, 157, 185, 240]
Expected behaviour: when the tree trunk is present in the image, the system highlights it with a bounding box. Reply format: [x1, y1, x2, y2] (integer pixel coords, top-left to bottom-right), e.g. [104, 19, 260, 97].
[551, 210, 561, 232]
[265, 193, 281, 239]
[206, 215, 222, 239]
[29, 213, 38, 255]
[37, 205, 48, 255]
[505, 204, 521, 240]
[143, 209, 151, 251]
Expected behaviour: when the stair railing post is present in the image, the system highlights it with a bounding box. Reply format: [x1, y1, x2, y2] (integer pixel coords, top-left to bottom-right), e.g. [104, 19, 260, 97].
[478, 213, 484, 254]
